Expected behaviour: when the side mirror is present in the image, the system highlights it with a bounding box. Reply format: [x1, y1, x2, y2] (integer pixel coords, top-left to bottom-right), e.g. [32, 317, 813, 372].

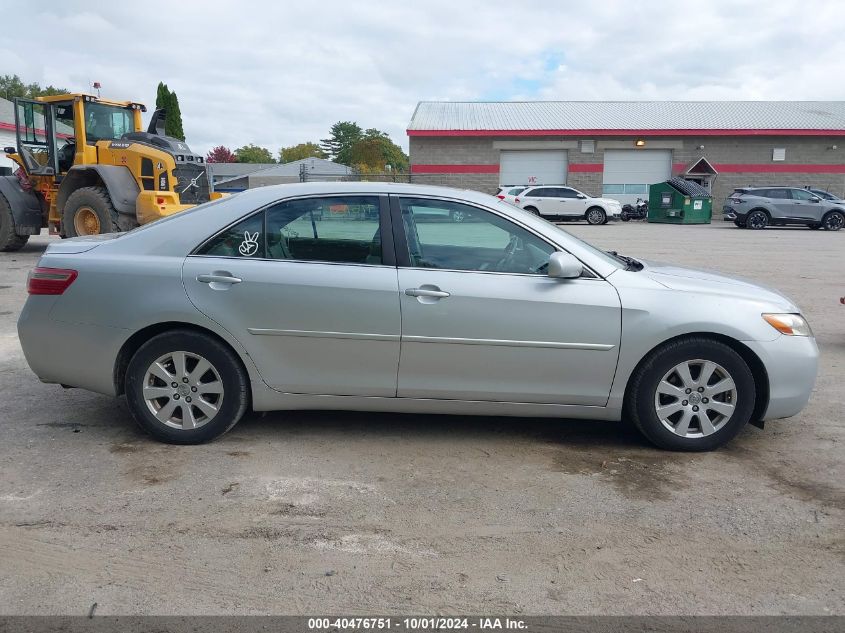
[547, 252, 583, 279]
[576, 193, 587, 199]
[810, 196, 820, 203]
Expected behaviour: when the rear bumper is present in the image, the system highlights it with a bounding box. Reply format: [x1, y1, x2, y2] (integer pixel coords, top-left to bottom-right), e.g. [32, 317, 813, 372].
[17, 297, 127, 396]
[744, 335, 819, 420]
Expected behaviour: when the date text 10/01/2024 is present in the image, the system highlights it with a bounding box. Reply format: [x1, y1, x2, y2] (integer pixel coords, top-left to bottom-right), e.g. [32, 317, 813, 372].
[308, 617, 528, 630]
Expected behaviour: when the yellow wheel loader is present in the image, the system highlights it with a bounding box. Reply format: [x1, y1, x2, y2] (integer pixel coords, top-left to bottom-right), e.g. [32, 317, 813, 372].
[0, 93, 221, 251]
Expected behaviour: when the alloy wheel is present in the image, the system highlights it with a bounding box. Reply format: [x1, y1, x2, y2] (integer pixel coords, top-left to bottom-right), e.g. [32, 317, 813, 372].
[747, 211, 768, 230]
[142, 351, 225, 430]
[824, 212, 844, 231]
[653, 359, 738, 438]
[587, 209, 605, 225]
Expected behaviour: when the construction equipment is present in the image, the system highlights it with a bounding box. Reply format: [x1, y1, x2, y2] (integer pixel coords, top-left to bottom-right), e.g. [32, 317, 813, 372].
[0, 93, 220, 251]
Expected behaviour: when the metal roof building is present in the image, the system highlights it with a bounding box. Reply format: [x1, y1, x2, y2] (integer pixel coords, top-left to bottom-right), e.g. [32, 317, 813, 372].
[214, 157, 353, 192]
[407, 101, 845, 206]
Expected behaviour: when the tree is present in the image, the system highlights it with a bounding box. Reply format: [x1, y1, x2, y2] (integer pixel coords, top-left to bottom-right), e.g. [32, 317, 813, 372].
[234, 144, 275, 163]
[206, 146, 237, 163]
[279, 142, 326, 163]
[348, 129, 409, 172]
[154, 82, 185, 141]
[320, 121, 363, 165]
[1, 74, 68, 100]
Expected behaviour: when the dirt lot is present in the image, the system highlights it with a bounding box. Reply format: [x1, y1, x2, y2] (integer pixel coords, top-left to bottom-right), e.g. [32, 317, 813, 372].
[0, 221, 842, 616]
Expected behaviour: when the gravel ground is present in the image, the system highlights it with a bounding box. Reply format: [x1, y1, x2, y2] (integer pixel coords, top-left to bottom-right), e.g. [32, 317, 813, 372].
[0, 221, 842, 616]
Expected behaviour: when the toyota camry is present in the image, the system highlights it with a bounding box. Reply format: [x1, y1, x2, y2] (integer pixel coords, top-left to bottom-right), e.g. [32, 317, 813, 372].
[18, 182, 818, 450]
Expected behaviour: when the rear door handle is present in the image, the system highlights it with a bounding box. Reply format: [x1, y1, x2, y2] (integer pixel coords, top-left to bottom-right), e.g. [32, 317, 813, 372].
[197, 273, 242, 284]
[405, 287, 450, 298]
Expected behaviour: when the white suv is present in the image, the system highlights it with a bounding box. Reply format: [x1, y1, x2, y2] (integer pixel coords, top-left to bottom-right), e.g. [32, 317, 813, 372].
[514, 186, 622, 224]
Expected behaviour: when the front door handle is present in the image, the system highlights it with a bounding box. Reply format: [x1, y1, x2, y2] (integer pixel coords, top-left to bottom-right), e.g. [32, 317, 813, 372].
[197, 273, 242, 284]
[405, 287, 450, 298]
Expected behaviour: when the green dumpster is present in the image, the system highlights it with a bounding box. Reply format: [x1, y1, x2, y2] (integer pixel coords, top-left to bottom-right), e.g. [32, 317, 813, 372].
[647, 177, 713, 224]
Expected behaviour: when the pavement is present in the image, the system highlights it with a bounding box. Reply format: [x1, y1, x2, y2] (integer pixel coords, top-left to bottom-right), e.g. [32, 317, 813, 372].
[0, 221, 842, 615]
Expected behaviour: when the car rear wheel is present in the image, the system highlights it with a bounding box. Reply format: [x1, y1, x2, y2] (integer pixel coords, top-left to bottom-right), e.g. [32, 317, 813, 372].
[821, 210, 844, 231]
[746, 210, 769, 230]
[625, 337, 756, 451]
[125, 330, 249, 444]
[524, 206, 540, 216]
[586, 207, 607, 225]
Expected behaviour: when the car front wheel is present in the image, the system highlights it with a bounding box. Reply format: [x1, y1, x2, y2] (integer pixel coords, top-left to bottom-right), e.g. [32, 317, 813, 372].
[821, 210, 844, 231]
[125, 330, 249, 444]
[625, 337, 756, 451]
[586, 207, 607, 225]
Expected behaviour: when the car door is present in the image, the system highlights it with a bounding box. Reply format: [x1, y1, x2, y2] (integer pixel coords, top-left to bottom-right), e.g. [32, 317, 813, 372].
[182, 194, 401, 397]
[789, 188, 824, 221]
[392, 196, 622, 405]
[521, 187, 554, 216]
[764, 188, 793, 218]
[556, 187, 585, 216]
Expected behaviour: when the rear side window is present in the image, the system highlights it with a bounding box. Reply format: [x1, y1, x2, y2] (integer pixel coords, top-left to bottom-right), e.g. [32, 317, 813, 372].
[196, 196, 382, 265]
[526, 188, 552, 197]
[766, 189, 791, 199]
[197, 212, 266, 259]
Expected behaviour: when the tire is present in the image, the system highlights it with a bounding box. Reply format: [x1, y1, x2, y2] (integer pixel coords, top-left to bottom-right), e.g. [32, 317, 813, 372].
[524, 206, 541, 216]
[625, 337, 756, 451]
[586, 207, 607, 225]
[733, 220, 746, 228]
[0, 194, 30, 252]
[620, 211, 631, 221]
[821, 210, 844, 231]
[63, 186, 119, 237]
[125, 330, 250, 444]
[745, 209, 769, 230]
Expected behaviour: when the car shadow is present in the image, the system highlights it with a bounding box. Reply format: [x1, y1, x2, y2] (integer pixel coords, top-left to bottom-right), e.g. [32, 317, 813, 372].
[234, 408, 649, 450]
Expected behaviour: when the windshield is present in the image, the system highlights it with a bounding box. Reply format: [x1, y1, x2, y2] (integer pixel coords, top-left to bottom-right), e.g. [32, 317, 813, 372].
[85, 102, 133, 143]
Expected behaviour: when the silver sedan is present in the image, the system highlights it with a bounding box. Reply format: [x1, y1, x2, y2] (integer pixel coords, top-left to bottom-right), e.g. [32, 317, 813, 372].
[18, 182, 818, 450]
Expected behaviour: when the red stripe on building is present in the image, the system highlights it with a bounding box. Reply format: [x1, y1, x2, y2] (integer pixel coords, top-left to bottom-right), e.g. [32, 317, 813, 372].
[407, 128, 845, 137]
[714, 163, 845, 173]
[568, 164, 603, 173]
[410, 164, 499, 174]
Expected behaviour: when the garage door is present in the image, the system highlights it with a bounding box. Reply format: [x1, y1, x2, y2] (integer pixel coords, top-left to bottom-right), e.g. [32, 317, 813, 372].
[602, 150, 672, 204]
[499, 150, 568, 187]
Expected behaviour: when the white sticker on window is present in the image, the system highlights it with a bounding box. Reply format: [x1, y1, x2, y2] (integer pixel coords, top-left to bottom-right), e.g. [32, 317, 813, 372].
[239, 231, 260, 257]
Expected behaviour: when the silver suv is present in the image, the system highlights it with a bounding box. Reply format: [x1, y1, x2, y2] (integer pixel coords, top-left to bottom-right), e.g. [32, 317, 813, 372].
[723, 187, 845, 231]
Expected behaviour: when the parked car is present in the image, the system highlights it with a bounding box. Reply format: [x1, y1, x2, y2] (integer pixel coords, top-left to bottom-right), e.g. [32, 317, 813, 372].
[513, 186, 622, 224]
[19, 182, 818, 451]
[723, 187, 845, 230]
[496, 185, 526, 200]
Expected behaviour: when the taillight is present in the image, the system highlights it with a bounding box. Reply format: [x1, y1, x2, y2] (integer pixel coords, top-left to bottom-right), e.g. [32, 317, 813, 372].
[497, 195, 505, 200]
[27, 267, 78, 295]
[514, 197, 520, 203]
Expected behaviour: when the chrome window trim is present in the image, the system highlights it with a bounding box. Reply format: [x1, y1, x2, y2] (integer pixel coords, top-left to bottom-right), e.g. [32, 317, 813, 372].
[190, 192, 389, 267]
[394, 193, 603, 279]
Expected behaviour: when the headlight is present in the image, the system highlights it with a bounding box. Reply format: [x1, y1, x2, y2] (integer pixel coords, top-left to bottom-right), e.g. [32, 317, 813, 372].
[762, 313, 813, 337]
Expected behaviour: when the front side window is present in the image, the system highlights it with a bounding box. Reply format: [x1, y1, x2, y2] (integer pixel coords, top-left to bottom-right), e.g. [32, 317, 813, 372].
[399, 198, 555, 275]
[196, 196, 382, 265]
[85, 102, 133, 142]
[790, 189, 816, 201]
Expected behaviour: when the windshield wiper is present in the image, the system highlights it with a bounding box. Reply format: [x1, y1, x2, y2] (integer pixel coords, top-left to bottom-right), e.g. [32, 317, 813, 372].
[606, 251, 644, 271]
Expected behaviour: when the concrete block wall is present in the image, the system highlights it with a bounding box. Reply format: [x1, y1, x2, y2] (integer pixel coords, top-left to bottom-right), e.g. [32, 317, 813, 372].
[410, 134, 845, 205]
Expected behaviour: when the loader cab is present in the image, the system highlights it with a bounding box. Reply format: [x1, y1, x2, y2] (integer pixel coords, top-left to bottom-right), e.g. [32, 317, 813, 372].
[13, 94, 144, 178]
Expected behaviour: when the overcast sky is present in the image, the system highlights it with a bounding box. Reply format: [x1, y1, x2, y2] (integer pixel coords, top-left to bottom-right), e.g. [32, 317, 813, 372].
[2, 0, 844, 156]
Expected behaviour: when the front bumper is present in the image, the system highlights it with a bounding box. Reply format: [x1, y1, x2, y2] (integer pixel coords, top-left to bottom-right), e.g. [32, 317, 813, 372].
[744, 335, 819, 420]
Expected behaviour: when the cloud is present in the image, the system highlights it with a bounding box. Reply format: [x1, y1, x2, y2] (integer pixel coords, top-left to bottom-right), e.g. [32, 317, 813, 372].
[1, 0, 843, 156]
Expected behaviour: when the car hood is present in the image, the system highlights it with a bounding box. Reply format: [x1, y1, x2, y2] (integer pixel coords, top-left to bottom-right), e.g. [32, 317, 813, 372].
[639, 260, 800, 312]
